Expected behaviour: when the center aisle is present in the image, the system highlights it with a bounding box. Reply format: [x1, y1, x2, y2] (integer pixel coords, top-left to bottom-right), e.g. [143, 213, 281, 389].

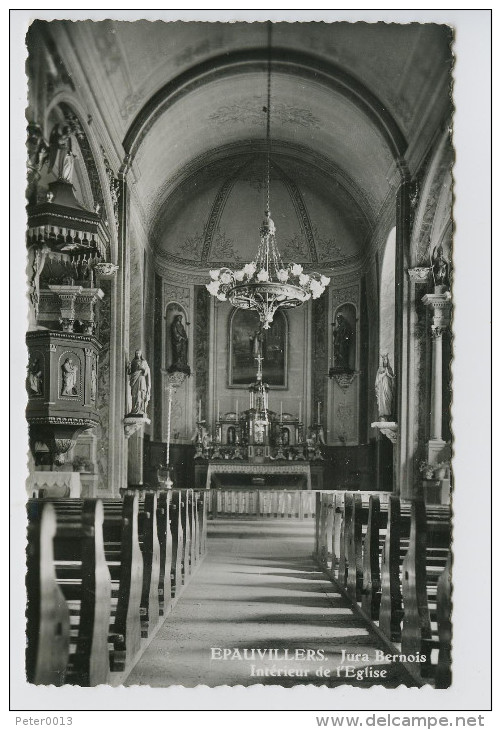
[125, 519, 415, 688]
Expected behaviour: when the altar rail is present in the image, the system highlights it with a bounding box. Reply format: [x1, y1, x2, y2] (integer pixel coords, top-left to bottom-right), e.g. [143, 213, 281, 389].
[209, 489, 392, 520]
[313, 492, 452, 688]
[26, 489, 208, 686]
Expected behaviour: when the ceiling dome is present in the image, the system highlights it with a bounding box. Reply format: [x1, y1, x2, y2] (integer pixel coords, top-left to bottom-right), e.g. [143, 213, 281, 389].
[153, 152, 371, 270]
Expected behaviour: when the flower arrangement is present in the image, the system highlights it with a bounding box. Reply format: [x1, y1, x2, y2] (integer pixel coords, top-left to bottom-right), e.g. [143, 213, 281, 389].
[72, 455, 91, 472]
[419, 460, 450, 479]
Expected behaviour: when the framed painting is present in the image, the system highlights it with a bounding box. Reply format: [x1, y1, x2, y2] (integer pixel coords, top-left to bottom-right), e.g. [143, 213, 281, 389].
[228, 308, 287, 387]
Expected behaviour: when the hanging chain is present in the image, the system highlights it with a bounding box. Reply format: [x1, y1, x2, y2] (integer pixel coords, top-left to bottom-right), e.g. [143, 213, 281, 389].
[266, 21, 272, 215]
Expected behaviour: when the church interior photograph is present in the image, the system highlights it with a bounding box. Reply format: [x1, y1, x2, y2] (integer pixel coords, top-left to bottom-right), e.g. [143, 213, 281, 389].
[23, 18, 454, 690]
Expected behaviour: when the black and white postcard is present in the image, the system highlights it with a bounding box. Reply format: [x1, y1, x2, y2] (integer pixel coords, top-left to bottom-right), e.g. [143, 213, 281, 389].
[10, 8, 492, 718]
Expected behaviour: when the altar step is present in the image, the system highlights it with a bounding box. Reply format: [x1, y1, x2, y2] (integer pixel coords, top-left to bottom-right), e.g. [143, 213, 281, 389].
[124, 519, 417, 688]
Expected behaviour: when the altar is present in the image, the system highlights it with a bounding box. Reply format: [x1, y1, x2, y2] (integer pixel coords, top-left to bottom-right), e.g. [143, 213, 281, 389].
[203, 460, 311, 490]
[194, 460, 324, 490]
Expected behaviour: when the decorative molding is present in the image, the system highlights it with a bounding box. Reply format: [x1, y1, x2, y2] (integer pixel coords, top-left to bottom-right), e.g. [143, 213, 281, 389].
[27, 416, 99, 426]
[371, 420, 398, 444]
[408, 266, 431, 283]
[209, 99, 321, 129]
[100, 145, 120, 233]
[331, 371, 358, 391]
[94, 262, 119, 279]
[149, 141, 376, 238]
[164, 283, 191, 310]
[201, 160, 250, 264]
[123, 415, 150, 439]
[422, 291, 452, 334]
[331, 284, 359, 314]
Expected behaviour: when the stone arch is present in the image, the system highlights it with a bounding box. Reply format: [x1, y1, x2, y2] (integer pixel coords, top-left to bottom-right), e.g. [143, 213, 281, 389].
[410, 130, 453, 267]
[123, 47, 408, 168]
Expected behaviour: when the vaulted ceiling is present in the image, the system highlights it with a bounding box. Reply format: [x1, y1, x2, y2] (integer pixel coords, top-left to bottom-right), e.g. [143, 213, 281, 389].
[41, 20, 453, 267]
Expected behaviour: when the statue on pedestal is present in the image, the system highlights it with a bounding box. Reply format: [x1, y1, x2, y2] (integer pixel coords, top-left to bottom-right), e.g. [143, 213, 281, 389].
[127, 350, 151, 415]
[431, 244, 450, 291]
[375, 354, 395, 421]
[332, 313, 353, 370]
[168, 313, 191, 375]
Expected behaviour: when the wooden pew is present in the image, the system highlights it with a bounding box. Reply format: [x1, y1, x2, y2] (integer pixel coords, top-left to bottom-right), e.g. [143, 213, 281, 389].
[138, 492, 161, 638]
[26, 501, 70, 685]
[26, 488, 210, 686]
[313, 490, 451, 686]
[347, 493, 363, 601]
[337, 493, 353, 591]
[361, 495, 382, 619]
[379, 495, 405, 641]
[157, 491, 172, 616]
[52, 499, 112, 686]
[434, 551, 452, 688]
[44, 495, 145, 671]
[169, 491, 183, 596]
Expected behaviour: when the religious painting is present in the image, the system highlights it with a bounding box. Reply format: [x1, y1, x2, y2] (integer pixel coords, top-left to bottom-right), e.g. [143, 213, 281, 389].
[228, 308, 287, 387]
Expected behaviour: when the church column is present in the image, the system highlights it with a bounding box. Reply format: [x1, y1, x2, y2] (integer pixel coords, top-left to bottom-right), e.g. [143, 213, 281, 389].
[422, 292, 452, 459]
[105, 156, 130, 495]
[394, 175, 412, 496]
[406, 267, 433, 497]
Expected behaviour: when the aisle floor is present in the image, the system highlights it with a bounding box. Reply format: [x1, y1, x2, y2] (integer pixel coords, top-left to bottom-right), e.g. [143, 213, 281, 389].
[125, 519, 415, 688]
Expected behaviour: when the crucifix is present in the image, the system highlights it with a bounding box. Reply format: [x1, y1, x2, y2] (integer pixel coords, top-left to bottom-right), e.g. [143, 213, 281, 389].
[255, 352, 264, 381]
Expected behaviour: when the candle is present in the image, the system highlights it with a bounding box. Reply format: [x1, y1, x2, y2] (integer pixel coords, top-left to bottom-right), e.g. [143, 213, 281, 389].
[236, 399, 239, 419]
[299, 399, 302, 423]
[198, 399, 202, 422]
[280, 401, 283, 422]
[217, 400, 220, 422]
[317, 401, 321, 424]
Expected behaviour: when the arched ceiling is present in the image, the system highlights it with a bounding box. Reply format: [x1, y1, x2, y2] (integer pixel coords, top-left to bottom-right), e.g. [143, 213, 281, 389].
[153, 153, 371, 268]
[135, 69, 396, 225]
[45, 20, 452, 266]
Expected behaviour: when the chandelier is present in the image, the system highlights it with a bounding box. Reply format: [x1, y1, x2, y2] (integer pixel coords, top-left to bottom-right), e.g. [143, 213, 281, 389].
[205, 24, 330, 329]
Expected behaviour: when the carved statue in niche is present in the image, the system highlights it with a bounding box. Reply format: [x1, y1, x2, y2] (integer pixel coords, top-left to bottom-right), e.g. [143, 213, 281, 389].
[27, 356, 43, 396]
[61, 357, 78, 396]
[227, 426, 236, 445]
[127, 350, 151, 416]
[430, 244, 450, 291]
[332, 312, 353, 370]
[48, 124, 77, 182]
[168, 313, 191, 375]
[375, 354, 396, 421]
[29, 244, 50, 319]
